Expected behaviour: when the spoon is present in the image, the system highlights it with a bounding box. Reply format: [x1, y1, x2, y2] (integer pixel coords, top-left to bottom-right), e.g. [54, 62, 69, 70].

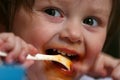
[0, 51, 72, 70]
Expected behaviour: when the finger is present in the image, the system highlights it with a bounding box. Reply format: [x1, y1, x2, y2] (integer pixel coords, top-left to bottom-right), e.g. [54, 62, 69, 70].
[87, 54, 107, 77]
[19, 43, 38, 62]
[104, 54, 120, 69]
[103, 54, 120, 77]
[111, 63, 120, 80]
[19, 43, 37, 65]
[18, 42, 37, 68]
[18, 40, 37, 61]
[0, 33, 15, 51]
[0, 33, 9, 42]
[92, 54, 107, 77]
[22, 60, 34, 68]
[6, 37, 23, 63]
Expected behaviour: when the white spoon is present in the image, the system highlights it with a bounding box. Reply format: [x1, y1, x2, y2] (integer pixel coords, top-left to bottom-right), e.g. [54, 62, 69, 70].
[0, 51, 72, 70]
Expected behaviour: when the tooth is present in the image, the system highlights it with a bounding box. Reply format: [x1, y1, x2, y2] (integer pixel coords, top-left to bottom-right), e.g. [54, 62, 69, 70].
[72, 54, 74, 56]
[53, 49, 56, 51]
[56, 50, 75, 57]
[67, 54, 72, 56]
[70, 54, 74, 56]
[57, 50, 61, 54]
[61, 52, 66, 55]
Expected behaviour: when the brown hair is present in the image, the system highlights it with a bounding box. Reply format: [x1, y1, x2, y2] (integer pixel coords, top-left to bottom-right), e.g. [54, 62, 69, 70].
[106, 0, 120, 40]
[8, 0, 34, 31]
[103, 0, 120, 53]
[0, 0, 8, 27]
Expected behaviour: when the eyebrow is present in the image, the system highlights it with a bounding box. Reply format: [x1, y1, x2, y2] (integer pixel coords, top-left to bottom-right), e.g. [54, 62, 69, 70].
[90, 5, 111, 22]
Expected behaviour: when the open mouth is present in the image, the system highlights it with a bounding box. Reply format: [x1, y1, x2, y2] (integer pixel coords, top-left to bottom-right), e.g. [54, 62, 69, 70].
[45, 49, 79, 70]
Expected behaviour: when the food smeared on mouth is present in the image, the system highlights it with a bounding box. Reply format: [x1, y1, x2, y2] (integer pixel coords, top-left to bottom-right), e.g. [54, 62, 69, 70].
[27, 48, 80, 71]
[45, 49, 79, 70]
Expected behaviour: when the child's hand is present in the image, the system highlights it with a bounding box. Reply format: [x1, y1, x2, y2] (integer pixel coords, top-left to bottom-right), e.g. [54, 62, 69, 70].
[0, 33, 38, 68]
[87, 53, 120, 80]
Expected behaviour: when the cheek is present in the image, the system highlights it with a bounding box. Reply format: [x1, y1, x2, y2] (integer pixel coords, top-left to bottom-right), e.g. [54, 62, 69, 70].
[24, 28, 52, 48]
[84, 32, 106, 64]
[27, 20, 64, 48]
[23, 25, 61, 50]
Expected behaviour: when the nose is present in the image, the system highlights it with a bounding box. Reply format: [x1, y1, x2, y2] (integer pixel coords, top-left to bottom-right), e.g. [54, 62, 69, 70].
[59, 20, 83, 43]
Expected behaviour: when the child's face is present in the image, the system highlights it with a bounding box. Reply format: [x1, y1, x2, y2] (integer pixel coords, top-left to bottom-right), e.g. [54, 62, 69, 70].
[12, 0, 111, 80]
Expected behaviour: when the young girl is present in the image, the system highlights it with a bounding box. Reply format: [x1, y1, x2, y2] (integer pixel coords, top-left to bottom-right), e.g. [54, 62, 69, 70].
[0, 0, 120, 80]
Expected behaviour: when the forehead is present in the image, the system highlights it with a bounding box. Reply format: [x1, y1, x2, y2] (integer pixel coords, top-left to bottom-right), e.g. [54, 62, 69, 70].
[34, 0, 112, 7]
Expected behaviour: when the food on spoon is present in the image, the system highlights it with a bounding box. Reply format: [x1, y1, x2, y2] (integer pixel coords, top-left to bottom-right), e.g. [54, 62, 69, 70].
[26, 54, 72, 71]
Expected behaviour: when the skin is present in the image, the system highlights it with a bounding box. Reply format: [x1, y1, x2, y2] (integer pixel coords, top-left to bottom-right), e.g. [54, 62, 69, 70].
[0, 33, 37, 67]
[88, 53, 120, 79]
[11, 0, 112, 80]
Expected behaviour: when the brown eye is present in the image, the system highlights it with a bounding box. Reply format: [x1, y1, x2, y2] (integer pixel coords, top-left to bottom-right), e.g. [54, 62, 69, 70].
[44, 8, 61, 17]
[83, 17, 98, 27]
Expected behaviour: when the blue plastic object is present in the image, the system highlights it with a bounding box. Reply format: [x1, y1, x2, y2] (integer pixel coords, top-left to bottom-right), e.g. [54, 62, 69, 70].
[0, 63, 26, 80]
